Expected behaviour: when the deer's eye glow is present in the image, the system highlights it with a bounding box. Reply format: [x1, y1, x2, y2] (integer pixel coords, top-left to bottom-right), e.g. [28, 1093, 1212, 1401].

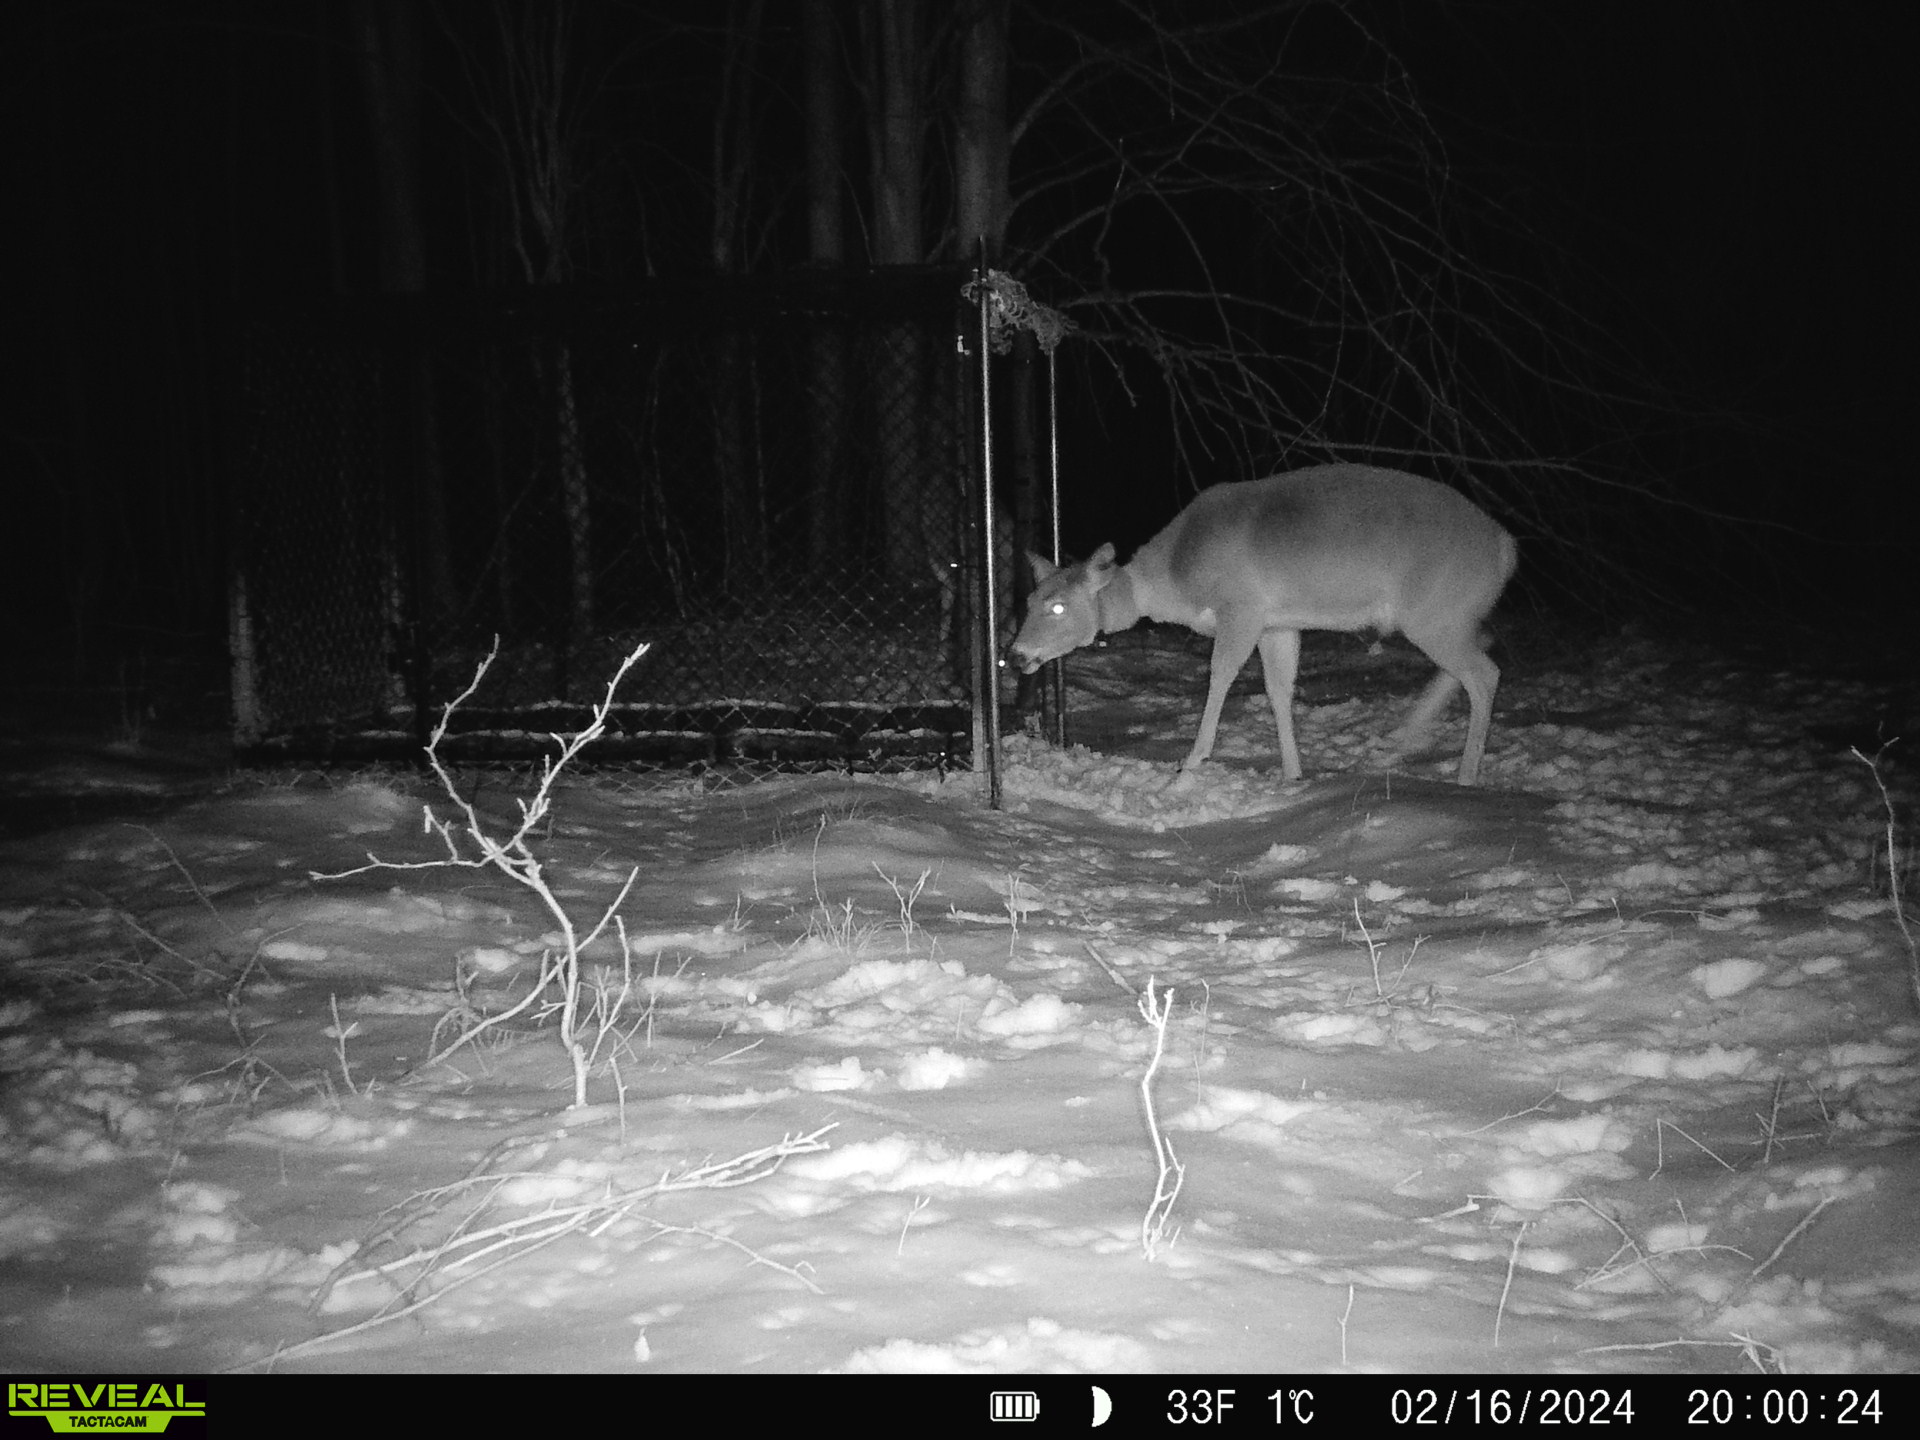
[1050, 602, 1065, 615]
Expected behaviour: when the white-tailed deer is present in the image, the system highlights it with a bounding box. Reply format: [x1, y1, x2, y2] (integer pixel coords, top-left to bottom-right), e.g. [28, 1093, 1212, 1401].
[1008, 464, 1518, 784]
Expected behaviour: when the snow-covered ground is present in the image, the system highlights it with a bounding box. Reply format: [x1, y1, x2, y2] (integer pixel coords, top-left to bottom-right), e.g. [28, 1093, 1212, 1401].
[1, 628, 1914, 1375]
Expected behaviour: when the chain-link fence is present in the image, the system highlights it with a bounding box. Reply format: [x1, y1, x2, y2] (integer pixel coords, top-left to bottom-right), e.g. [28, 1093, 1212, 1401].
[229, 269, 995, 775]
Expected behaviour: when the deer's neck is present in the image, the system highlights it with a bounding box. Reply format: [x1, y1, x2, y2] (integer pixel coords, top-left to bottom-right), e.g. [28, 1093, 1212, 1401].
[1112, 546, 1212, 631]
[1096, 568, 1144, 634]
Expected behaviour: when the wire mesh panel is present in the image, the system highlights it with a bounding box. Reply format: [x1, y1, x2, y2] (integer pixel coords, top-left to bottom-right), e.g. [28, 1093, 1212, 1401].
[230, 270, 985, 774]
[230, 328, 400, 737]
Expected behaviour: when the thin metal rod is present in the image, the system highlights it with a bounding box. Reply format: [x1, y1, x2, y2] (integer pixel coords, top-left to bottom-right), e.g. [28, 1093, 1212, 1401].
[1045, 345, 1066, 745]
[976, 251, 1003, 808]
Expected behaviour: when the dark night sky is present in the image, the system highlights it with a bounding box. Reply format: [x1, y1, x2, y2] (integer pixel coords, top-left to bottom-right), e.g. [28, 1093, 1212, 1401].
[1, 1, 1910, 679]
[1388, 3, 1904, 450]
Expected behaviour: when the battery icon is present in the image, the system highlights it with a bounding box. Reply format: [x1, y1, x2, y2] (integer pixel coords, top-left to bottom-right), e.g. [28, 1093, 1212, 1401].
[990, 1391, 1041, 1421]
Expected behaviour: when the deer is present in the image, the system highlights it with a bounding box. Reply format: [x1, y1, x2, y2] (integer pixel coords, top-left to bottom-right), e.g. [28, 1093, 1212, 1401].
[1007, 464, 1518, 785]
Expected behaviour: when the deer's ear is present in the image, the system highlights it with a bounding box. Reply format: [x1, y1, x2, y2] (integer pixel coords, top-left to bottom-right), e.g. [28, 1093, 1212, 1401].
[1087, 543, 1118, 575]
[1026, 551, 1057, 583]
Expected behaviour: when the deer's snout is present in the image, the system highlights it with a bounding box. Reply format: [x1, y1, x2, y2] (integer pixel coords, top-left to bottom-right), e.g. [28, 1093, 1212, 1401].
[1007, 640, 1043, 675]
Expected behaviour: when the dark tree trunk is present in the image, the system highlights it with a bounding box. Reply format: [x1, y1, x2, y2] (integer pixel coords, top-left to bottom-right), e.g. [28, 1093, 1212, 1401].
[860, 0, 934, 587]
[954, 0, 1010, 255]
[711, 2, 768, 590]
[802, 0, 850, 573]
[351, 0, 454, 625]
